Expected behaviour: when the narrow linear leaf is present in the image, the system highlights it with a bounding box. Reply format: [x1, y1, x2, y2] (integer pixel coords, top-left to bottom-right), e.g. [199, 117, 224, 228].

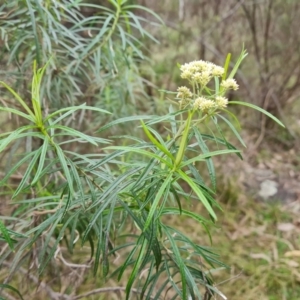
[218, 114, 246, 147]
[13, 147, 43, 198]
[54, 145, 74, 195]
[177, 170, 217, 220]
[222, 53, 231, 81]
[162, 207, 210, 225]
[0, 220, 14, 250]
[163, 227, 187, 299]
[194, 127, 216, 190]
[49, 125, 98, 145]
[0, 81, 35, 119]
[144, 172, 173, 231]
[104, 146, 172, 168]
[141, 120, 174, 160]
[44, 104, 110, 124]
[228, 48, 248, 79]
[0, 151, 37, 185]
[125, 236, 148, 300]
[0, 284, 24, 300]
[31, 138, 49, 184]
[180, 149, 240, 168]
[0, 107, 35, 122]
[123, 5, 164, 24]
[230, 101, 285, 127]
[97, 115, 156, 133]
[0, 125, 37, 153]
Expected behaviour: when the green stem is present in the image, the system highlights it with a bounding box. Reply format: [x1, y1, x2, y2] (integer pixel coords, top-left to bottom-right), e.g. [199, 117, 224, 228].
[83, 4, 121, 59]
[173, 110, 194, 169]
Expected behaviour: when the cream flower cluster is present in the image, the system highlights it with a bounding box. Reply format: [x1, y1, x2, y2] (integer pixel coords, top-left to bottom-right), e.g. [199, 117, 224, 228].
[215, 96, 228, 109]
[193, 97, 215, 111]
[177, 86, 193, 99]
[177, 59, 239, 113]
[177, 87, 230, 112]
[180, 60, 224, 86]
[220, 78, 239, 90]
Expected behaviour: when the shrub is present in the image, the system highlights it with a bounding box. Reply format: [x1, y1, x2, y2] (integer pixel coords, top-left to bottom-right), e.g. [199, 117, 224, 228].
[0, 1, 284, 299]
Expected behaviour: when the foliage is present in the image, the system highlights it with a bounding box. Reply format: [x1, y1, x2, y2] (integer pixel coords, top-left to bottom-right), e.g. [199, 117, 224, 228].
[0, 1, 285, 300]
[0, 46, 284, 299]
[0, 0, 161, 115]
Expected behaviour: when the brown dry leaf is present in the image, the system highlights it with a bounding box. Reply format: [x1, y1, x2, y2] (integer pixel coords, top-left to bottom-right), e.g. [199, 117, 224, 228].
[250, 253, 272, 264]
[284, 250, 300, 257]
[277, 222, 295, 232]
[281, 259, 299, 268]
[229, 225, 267, 240]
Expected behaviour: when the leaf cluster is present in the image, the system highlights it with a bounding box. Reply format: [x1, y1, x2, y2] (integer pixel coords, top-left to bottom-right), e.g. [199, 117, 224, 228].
[0, 2, 285, 299]
[0, 0, 161, 115]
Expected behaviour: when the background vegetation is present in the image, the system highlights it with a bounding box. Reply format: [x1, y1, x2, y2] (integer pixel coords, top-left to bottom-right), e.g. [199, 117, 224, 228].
[1, 0, 300, 299]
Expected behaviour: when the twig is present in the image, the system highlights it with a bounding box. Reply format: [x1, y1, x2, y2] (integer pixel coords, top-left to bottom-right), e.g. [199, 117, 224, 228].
[55, 246, 91, 269]
[0, 289, 17, 300]
[71, 287, 157, 300]
[245, 87, 272, 158]
[1, 262, 71, 300]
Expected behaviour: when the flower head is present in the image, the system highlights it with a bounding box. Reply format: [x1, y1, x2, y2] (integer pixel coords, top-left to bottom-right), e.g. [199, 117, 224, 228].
[215, 96, 228, 109]
[221, 78, 239, 90]
[193, 97, 216, 112]
[180, 60, 224, 86]
[177, 86, 193, 99]
[212, 66, 225, 77]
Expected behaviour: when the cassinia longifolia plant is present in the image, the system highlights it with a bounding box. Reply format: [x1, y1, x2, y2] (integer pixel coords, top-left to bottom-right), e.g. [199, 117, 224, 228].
[0, 49, 284, 300]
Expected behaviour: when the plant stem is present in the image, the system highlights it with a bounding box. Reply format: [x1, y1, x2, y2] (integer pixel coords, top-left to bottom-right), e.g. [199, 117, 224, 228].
[83, 4, 121, 60]
[173, 110, 194, 169]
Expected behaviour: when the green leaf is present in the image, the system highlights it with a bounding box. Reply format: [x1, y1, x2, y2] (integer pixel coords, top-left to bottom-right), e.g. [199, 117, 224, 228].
[123, 5, 164, 25]
[212, 116, 243, 160]
[0, 107, 35, 122]
[0, 220, 14, 250]
[0, 125, 37, 153]
[141, 120, 174, 160]
[54, 144, 74, 195]
[49, 125, 98, 145]
[218, 114, 246, 147]
[174, 110, 193, 167]
[161, 207, 210, 225]
[180, 149, 240, 168]
[230, 101, 285, 127]
[0, 81, 35, 120]
[201, 134, 243, 159]
[228, 48, 248, 79]
[104, 146, 173, 168]
[125, 236, 147, 300]
[143, 172, 173, 231]
[97, 115, 156, 133]
[118, 237, 141, 281]
[194, 127, 217, 190]
[39, 212, 77, 274]
[222, 53, 231, 81]
[26, 0, 41, 65]
[94, 220, 103, 275]
[177, 169, 217, 220]
[0, 151, 37, 185]
[67, 159, 85, 205]
[222, 108, 241, 130]
[162, 226, 187, 299]
[0, 284, 24, 300]
[31, 138, 49, 184]
[13, 146, 43, 198]
[44, 104, 110, 124]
